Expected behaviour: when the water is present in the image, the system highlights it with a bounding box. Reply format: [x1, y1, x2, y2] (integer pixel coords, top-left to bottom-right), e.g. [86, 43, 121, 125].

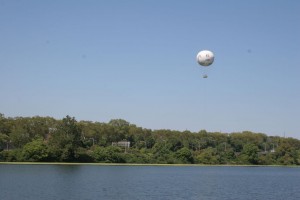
[0, 164, 300, 200]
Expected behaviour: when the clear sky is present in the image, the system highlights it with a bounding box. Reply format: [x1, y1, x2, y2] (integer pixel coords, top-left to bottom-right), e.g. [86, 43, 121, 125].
[1, 0, 299, 138]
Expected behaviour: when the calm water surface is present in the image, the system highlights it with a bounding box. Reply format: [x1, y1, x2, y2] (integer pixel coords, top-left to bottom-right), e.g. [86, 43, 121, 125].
[0, 164, 299, 200]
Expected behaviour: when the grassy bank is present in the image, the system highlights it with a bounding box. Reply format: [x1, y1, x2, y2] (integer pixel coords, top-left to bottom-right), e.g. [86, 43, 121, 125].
[1, 162, 298, 167]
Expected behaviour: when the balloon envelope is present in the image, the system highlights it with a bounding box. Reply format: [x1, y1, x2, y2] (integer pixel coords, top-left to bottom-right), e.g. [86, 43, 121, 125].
[196, 50, 214, 66]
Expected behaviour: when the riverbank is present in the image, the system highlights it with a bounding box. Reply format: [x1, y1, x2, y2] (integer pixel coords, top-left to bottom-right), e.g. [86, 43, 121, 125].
[0, 162, 298, 167]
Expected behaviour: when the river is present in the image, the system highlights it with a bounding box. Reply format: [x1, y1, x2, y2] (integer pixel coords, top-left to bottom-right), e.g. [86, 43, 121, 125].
[0, 164, 299, 200]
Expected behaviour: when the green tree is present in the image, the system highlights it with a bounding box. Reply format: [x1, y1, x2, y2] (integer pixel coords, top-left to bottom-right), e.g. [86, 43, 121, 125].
[195, 147, 219, 164]
[0, 113, 11, 135]
[10, 125, 31, 148]
[151, 141, 175, 164]
[0, 149, 23, 161]
[27, 116, 56, 139]
[240, 144, 259, 164]
[258, 153, 276, 165]
[109, 119, 130, 142]
[22, 138, 49, 161]
[175, 147, 194, 164]
[0, 133, 9, 151]
[48, 116, 83, 161]
[275, 143, 299, 165]
[92, 146, 125, 163]
[218, 149, 236, 164]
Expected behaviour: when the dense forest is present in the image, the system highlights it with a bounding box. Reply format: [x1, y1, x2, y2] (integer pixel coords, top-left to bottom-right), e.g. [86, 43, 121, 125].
[0, 113, 300, 165]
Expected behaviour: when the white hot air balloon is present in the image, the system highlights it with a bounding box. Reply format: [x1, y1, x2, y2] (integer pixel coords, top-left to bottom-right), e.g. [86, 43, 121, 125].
[196, 50, 214, 78]
[197, 50, 214, 66]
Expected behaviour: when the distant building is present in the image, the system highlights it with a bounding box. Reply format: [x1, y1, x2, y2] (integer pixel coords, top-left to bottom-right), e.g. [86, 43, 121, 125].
[270, 149, 276, 153]
[112, 141, 130, 148]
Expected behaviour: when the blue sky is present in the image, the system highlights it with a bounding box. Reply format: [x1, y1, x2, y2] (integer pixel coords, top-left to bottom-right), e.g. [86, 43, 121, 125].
[0, 0, 299, 138]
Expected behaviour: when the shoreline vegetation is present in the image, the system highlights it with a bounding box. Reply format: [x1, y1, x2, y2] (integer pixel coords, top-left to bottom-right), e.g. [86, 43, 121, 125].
[1, 114, 300, 165]
[1, 162, 299, 167]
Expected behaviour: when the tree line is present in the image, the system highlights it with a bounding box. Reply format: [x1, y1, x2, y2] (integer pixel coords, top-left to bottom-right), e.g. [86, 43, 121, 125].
[0, 113, 300, 165]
